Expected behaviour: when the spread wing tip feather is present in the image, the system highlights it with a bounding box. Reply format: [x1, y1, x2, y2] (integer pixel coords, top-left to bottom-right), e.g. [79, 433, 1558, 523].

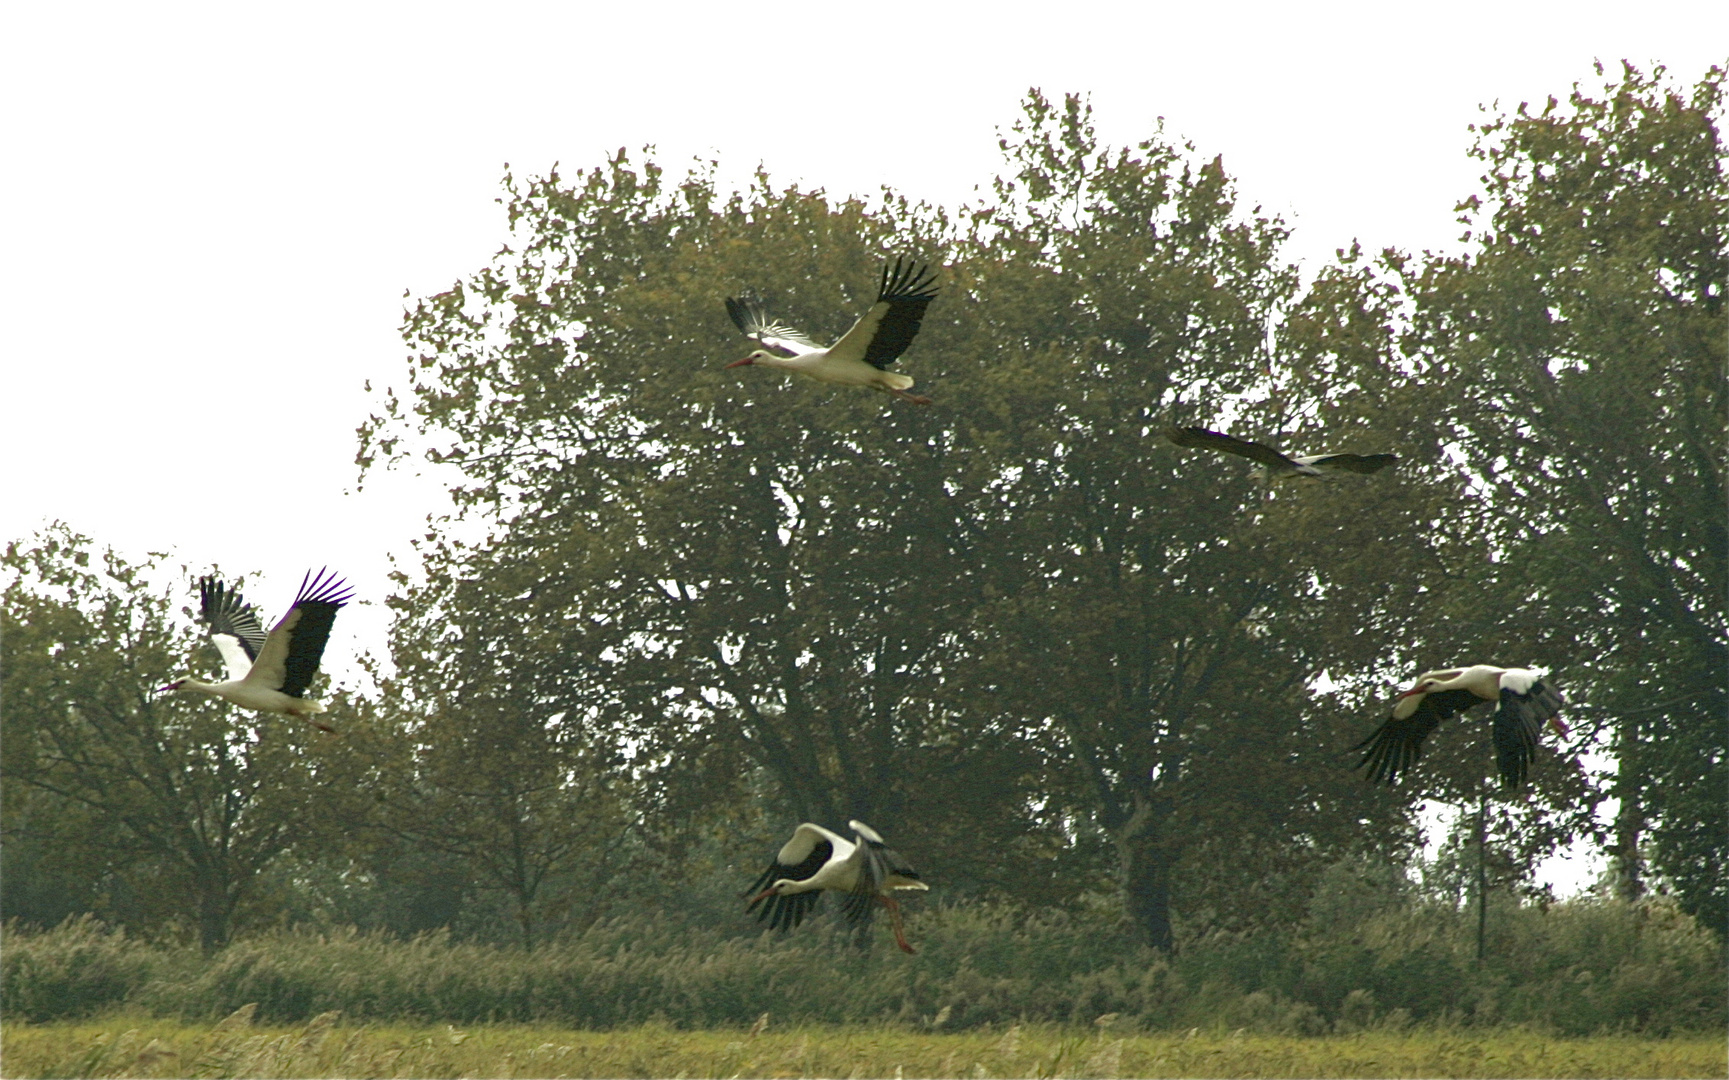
[294, 567, 353, 610]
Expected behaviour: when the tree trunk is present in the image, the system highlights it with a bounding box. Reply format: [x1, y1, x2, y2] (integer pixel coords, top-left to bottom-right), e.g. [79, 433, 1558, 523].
[1613, 718, 1645, 901]
[196, 873, 233, 954]
[1114, 796, 1175, 952]
[516, 895, 536, 951]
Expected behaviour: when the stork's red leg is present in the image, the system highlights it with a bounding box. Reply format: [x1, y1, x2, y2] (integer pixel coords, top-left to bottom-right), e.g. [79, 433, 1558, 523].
[882, 894, 915, 954]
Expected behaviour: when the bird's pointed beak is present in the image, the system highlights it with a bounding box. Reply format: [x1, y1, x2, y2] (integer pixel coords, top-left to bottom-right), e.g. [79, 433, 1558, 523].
[725, 356, 755, 369]
[1548, 715, 1571, 738]
[1395, 685, 1424, 699]
[158, 680, 183, 694]
[747, 887, 776, 905]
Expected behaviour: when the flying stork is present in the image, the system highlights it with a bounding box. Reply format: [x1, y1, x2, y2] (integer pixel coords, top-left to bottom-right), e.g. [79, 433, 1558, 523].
[725, 258, 939, 405]
[160, 569, 353, 732]
[1353, 665, 1568, 789]
[1166, 426, 1398, 479]
[745, 820, 929, 953]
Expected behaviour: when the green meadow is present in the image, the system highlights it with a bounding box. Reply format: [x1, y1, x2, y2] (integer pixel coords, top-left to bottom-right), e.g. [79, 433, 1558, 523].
[4, 1011, 1724, 1079]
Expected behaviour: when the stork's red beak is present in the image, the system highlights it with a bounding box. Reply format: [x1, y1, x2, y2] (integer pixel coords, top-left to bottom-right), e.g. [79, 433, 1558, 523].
[1395, 685, 1425, 698]
[725, 357, 755, 369]
[1548, 715, 1570, 738]
[748, 887, 776, 905]
[158, 680, 184, 693]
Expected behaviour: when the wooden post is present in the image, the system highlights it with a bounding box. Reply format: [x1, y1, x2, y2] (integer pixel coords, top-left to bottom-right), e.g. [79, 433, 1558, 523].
[1475, 781, 1488, 964]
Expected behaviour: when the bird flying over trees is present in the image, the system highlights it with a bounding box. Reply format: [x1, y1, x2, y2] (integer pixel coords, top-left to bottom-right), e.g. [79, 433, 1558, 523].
[745, 820, 928, 953]
[1353, 665, 1568, 789]
[1165, 426, 1398, 479]
[725, 258, 939, 405]
[160, 570, 353, 732]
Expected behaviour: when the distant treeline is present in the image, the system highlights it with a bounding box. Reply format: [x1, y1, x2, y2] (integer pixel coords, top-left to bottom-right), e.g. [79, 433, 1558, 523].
[2, 61, 1723, 974]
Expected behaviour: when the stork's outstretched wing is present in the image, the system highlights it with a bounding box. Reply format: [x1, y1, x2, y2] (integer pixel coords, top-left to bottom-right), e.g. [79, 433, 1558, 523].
[1353, 688, 1483, 785]
[744, 823, 837, 932]
[199, 577, 268, 682]
[1165, 427, 1299, 471]
[725, 294, 823, 357]
[242, 568, 352, 698]
[1492, 679, 1565, 788]
[827, 259, 939, 371]
[1295, 452, 1400, 475]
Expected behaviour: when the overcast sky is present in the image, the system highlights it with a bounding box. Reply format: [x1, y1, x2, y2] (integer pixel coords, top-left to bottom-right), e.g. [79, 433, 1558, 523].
[4, 2, 1722, 890]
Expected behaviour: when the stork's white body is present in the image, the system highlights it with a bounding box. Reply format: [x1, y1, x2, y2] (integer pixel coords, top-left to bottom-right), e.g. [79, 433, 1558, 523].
[746, 820, 928, 952]
[762, 823, 926, 896]
[1165, 426, 1398, 480]
[163, 571, 352, 732]
[736, 348, 917, 394]
[725, 259, 938, 405]
[1390, 664, 1529, 720]
[169, 677, 331, 718]
[1357, 663, 1567, 789]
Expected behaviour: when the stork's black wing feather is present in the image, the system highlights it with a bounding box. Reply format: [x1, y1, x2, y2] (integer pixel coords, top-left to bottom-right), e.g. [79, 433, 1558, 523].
[744, 837, 833, 932]
[859, 258, 939, 370]
[725, 293, 817, 355]
[750, 888, 824, 932]
[1353, 688, 1484, 784]
[199, 578, 267, 661]
[840, 831, 923, 926]
[1302, 452, 1400, 475]
[1165, 427, 1299, 471]
[276, 568, 352, 699]
[1493, 681, 1565, 789]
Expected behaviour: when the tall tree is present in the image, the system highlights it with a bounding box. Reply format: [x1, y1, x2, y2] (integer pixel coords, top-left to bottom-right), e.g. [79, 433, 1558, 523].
[952, 95, 1457, 948]
[359, 635, 633, 949]
[1407, 63, 1727, 932]
[360, 157, 1073, 902]
[1, 527, 354, 950]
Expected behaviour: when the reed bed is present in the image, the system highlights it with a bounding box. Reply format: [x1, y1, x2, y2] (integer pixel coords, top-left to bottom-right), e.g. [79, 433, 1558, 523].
[2, 898, 1721, 1036]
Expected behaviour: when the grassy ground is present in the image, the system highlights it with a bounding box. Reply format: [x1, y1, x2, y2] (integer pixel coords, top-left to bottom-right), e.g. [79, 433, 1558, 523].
[2, 1009, 1724, 1079]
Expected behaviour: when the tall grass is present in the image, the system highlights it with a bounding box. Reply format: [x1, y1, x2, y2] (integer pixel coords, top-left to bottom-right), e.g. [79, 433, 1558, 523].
[4, 898, 1721, 1034]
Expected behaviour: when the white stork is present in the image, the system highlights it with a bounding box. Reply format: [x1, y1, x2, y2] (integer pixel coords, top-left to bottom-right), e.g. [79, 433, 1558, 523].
[1166, 426, 1398, 479]
[160, 569, 353, 732]
[745, 820, 929, 953]
[1354, 665, 1568, 789]
[725, 258, 939, 405]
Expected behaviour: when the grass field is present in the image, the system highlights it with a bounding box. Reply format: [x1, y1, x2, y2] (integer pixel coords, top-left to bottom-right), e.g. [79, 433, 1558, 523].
[3, 1009, 1724, 1079]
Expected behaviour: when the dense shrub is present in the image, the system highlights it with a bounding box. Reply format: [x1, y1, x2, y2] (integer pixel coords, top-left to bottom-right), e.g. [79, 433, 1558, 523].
[3, 897, 1721, 1033]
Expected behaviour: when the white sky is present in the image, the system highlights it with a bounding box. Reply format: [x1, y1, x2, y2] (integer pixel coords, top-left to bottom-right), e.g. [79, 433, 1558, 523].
[4, 2, 1721, 895]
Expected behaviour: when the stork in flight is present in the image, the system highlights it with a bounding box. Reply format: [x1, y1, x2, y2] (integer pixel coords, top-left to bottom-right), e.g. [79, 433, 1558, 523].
[1354, 665, 1568, 789]
[160, 570, 353, 732]
[1166, 426, 1398, 479]
[745, 820, 929, 953]
[725, 258, 939, 405]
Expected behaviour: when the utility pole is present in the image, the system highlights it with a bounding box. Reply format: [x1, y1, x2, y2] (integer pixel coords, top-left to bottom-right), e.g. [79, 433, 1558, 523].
[1475, 780, 1489, 964]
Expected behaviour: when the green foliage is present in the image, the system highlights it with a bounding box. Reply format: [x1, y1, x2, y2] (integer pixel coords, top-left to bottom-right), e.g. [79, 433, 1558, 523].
[5, 897, 1720, 1035]
[357, 91, 1447, 951]
[1, 527, 365, 951]
[4, 66, 1720, 1033]
[1405, 62, 1727, 929]
[0, 916, 168, 1023]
